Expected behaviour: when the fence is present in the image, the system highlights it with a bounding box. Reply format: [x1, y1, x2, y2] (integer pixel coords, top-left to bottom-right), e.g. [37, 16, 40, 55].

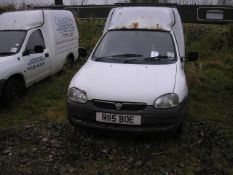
[36, 3, 232, 24]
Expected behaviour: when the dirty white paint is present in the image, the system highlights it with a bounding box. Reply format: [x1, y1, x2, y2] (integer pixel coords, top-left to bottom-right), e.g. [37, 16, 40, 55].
[104, 6, 185, 57]
[0, 10, 43, 30]
[104, 7, 175, 32]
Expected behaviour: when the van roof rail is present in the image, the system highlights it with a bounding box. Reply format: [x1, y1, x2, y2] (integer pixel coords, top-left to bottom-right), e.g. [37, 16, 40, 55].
[115, 3, 177, 7]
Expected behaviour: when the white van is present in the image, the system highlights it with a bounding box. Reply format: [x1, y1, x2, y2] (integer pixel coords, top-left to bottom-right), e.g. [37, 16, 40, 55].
[67, 6, 198, 136]
[0, 10, 86, 104]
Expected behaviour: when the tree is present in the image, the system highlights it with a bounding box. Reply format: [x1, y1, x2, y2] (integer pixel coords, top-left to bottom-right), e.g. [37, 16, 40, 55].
[130, 0, 159, 3]
[55, 0, 63, 5]
[70, 0, 88, 5]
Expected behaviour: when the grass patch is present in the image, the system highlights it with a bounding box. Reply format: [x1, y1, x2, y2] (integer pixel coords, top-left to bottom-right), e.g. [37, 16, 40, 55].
[185, 24, 233, 142]
[0, 61, 85, 128]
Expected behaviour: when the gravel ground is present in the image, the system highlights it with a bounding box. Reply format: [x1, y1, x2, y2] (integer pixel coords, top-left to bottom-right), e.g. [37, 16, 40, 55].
[0, 120, 232, 175]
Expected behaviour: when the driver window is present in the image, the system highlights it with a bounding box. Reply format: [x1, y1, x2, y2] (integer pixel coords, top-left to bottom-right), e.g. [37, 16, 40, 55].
[25, 29, 45, 55]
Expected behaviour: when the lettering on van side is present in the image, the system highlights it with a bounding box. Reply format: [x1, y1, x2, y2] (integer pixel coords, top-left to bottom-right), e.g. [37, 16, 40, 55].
[54, 16, 77, 52]
[55, 16, 75, 35]
[27, 56, 45, 70]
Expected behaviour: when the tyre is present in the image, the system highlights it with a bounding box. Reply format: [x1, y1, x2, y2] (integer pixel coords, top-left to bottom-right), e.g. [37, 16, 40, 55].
[2, 78, 26, 106]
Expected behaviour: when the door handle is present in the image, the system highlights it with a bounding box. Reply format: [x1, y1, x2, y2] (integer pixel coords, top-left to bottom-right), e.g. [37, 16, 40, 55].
[45, 53, 49, 57]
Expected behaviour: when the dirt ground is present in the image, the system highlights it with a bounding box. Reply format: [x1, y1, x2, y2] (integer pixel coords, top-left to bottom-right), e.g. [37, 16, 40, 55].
[0, 119, 232, 175]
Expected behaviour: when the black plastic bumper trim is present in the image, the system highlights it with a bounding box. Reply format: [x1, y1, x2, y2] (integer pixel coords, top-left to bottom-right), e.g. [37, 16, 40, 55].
[67, 98, 186, 135]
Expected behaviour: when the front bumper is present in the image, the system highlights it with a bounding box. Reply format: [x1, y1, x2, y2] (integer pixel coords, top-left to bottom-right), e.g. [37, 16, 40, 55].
[67, 99, 186, 136]
[0, 79, 5, 99]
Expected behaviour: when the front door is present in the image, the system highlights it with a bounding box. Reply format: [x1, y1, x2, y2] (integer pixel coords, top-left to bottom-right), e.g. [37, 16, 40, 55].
[22, 29, 50, 85]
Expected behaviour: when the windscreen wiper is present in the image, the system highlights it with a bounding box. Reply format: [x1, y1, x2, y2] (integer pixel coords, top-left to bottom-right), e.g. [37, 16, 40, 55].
[144, 55, 174, 60]
[94, 56, 121, 62]
[110, 53, 143, 58]
[124, 55, 174, 63]
[94, 54, 143, 62]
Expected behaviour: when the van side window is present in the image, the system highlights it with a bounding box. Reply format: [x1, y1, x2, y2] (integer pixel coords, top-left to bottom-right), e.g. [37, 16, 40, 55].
[25, 29, 45, 54]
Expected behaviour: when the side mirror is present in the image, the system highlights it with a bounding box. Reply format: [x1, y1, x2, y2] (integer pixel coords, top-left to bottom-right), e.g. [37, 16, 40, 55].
[34, 45, 44, 53]
[22, 50, 29, 56]
[78, 47, 87, 58]
[182, 52, 199, 62]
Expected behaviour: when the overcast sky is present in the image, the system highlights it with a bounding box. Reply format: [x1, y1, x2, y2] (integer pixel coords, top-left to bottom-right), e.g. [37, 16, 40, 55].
[0, 0, 232, 6]
[0, 0, 122, 6]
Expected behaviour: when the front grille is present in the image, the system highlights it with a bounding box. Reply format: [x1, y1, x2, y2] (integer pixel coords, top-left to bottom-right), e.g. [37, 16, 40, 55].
[93, 100, 147, 111]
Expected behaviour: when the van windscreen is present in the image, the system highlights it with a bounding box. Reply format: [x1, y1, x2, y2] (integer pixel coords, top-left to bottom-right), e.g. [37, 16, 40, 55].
[0, 31, 26, 56]
[93, 30, 176, 64]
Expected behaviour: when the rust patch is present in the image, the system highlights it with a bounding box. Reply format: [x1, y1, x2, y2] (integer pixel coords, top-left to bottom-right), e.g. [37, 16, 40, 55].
[149, 24, 162, 30]
[129, 22, 139, 29]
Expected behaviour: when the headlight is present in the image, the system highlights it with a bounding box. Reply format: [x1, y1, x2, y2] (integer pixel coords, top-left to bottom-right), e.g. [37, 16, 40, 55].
[68, 87, 87, 103]
[154, 93, 179, 108]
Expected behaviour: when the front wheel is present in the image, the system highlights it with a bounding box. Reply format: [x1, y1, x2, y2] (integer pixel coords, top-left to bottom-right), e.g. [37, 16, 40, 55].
[2, 78, 26, 106]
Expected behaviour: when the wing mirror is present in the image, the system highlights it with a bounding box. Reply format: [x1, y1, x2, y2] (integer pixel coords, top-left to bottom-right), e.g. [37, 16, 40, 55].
[22, 45, 44, 56]
[182, 52, 199, 62]
[34, 45, 44, 53]
[22, 50, 29, 56]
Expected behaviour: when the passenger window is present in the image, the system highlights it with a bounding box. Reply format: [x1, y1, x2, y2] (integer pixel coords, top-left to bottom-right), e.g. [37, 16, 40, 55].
[25, 29, 45, 54]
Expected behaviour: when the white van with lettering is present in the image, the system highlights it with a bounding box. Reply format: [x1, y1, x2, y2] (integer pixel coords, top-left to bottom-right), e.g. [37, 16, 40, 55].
[0, 10, 86, 105]
[67, 6, 198, 136]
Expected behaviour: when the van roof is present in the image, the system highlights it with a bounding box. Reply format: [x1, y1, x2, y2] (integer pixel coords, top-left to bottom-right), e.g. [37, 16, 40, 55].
[104, 7, 176, 32]
[0, 10, 44, 30]
[104, 6, 185, 58]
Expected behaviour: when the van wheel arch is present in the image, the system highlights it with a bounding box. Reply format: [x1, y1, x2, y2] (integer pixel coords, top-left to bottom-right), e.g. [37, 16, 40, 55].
[2, 74, 26, 106]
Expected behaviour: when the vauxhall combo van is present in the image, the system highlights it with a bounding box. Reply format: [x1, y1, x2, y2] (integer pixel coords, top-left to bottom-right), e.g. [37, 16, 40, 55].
[0, 10, 85, 105]
[67, 6, 198, 136]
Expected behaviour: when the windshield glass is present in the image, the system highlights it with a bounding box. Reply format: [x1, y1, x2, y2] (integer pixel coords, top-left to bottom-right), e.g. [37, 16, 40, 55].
[0, 31, 26, 56]
[93, 30, 176, 64]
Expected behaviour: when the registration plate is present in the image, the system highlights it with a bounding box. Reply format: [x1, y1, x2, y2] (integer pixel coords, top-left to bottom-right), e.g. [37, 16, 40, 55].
[96, 112, 141, 125]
